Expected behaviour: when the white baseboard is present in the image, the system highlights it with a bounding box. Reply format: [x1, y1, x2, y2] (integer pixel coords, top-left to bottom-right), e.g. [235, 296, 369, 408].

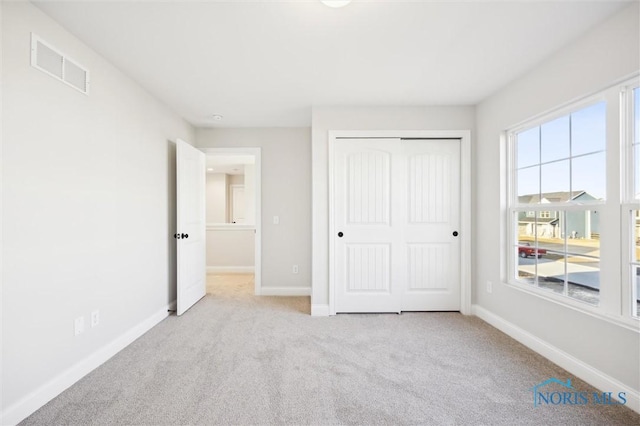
[311, 304, 330, 317]
[1, 304, 172, 426]
[206, 266, 254, 274]
[260, 287, 311, 296]
[472, 305, 640, 414]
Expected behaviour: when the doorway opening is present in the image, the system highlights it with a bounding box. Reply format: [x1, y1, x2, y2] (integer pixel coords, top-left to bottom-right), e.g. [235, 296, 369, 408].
[202, 147, 262, 295]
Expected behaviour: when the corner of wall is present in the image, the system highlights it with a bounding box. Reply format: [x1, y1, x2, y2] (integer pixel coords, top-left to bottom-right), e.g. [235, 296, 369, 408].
[0, 305, 173, 425]
[472, 305, 640, 414]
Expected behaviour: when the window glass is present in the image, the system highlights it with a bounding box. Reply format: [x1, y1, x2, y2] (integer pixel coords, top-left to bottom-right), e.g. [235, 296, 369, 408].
[515, 102, 606, 205]
[572, 152, 606, 200]
[572, 102, 606, 156]
[567, 255, 600, 306]
[517, 127, 539, 169]
[535, 210, 564, 295]
[517, 166, 539, 202]
[541, 160, 570, 195]
[516, 212, 536, 284]
[514, 207, 601, 306]
[541, 116, 570, 163]
[509, 83, 638, 318]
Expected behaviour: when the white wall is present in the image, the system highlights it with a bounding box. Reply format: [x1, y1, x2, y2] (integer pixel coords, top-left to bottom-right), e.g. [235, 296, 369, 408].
[311, 106, 476, 314]
[1, 2, 194, 422]
[228, 174, 244, 186]
[476, 2, 639, 397]
[206, 173, 228, 223]
[196, 128, 311, 290]
[206, 228, 255, 271]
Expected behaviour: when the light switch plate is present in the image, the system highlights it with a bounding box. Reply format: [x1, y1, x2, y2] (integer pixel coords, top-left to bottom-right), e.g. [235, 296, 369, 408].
[91, 310, 100, 327]
[74, 316, 85, 336]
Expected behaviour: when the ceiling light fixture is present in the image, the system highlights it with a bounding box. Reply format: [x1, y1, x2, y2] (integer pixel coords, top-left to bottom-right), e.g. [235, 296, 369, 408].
[321, 0, 352, 8]
[212, 114, 223, 121]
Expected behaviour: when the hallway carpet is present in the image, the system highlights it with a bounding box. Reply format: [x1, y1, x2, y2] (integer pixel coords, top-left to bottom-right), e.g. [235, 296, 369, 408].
[21, 276, 640, 425]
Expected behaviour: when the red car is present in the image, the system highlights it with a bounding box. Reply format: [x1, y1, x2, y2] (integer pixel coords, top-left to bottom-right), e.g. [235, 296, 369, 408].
[518, 242, 547, 258]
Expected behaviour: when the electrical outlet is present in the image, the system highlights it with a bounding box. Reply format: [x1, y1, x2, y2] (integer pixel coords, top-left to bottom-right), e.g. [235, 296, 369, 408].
[486, 280, 493, 294]
[273, 216, 279, 225]
[91, 310, 100, 328]
[74, 316, 85, 336]
[292, 265, 299, 274]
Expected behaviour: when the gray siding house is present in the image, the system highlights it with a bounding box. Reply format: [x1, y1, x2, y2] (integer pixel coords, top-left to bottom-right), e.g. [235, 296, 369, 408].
[518, 191, 600, 240]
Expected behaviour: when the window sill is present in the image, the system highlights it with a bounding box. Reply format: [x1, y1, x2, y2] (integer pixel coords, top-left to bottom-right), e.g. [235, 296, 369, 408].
[506, 281, 640, 333]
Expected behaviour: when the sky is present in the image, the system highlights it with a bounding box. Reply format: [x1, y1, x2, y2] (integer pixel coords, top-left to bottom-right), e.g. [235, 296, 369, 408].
[517, 101, 607, 201]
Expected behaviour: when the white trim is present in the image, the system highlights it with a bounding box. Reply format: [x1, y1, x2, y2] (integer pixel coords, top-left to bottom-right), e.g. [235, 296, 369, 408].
[200, 147, 262, 296]
[0, 304, 172, 426]
[206, 266, 254, 274]
[327, 130, 472, 316]
[473, 305, 640, 414]
[260, 287, 311, 296]
[311, 304, 330, 317]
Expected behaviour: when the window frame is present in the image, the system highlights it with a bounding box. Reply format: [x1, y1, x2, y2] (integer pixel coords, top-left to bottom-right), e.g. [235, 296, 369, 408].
[506, 77, 640, 328]
[621, 82, 640, 319]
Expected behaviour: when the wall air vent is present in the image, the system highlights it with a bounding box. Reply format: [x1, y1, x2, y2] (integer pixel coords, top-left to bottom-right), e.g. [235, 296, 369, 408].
[30, 33, 90, 95]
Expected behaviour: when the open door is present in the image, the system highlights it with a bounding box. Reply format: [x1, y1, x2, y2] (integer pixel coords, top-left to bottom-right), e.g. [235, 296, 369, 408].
[176, 139, 206, 315]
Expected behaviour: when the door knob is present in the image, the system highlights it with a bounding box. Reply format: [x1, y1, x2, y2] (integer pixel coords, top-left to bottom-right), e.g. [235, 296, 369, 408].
[453, 231, 459, 237]
[174, 233, 189, 239]
[338, 232, 344, 238]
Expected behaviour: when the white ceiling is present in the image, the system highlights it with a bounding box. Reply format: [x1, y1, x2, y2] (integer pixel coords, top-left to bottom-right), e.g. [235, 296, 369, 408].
[34, 0, 630, 128]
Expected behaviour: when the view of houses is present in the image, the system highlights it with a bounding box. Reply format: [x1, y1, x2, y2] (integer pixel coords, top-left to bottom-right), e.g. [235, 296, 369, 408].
[517, 191, 600, 240]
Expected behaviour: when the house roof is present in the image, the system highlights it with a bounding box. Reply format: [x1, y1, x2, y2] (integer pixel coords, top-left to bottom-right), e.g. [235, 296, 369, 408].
[518, 191, 593, 204]
[518, 217, 559, 225]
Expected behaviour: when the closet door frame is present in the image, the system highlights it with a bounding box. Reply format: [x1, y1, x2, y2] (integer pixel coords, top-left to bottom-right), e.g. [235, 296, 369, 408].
[328, 130, 472, 316]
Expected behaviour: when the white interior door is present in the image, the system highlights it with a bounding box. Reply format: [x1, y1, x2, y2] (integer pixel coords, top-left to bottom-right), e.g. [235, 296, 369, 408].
[176, 139, 206, 316]
[230, 185, 245, 224]
[334, 139, 404, 313]
[333, 138, 460, 313]
[402, 139, 460, 311]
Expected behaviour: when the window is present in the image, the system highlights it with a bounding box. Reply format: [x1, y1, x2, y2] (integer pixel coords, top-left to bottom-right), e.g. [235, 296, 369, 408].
[634, 88, 640, 200]
[508, 77, 640, 322]
[628, 86, 640, 317]
[511, 102, 605, 306]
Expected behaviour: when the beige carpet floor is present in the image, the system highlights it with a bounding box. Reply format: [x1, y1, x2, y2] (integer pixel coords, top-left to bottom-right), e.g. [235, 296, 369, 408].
[20, 276, 640, 425]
